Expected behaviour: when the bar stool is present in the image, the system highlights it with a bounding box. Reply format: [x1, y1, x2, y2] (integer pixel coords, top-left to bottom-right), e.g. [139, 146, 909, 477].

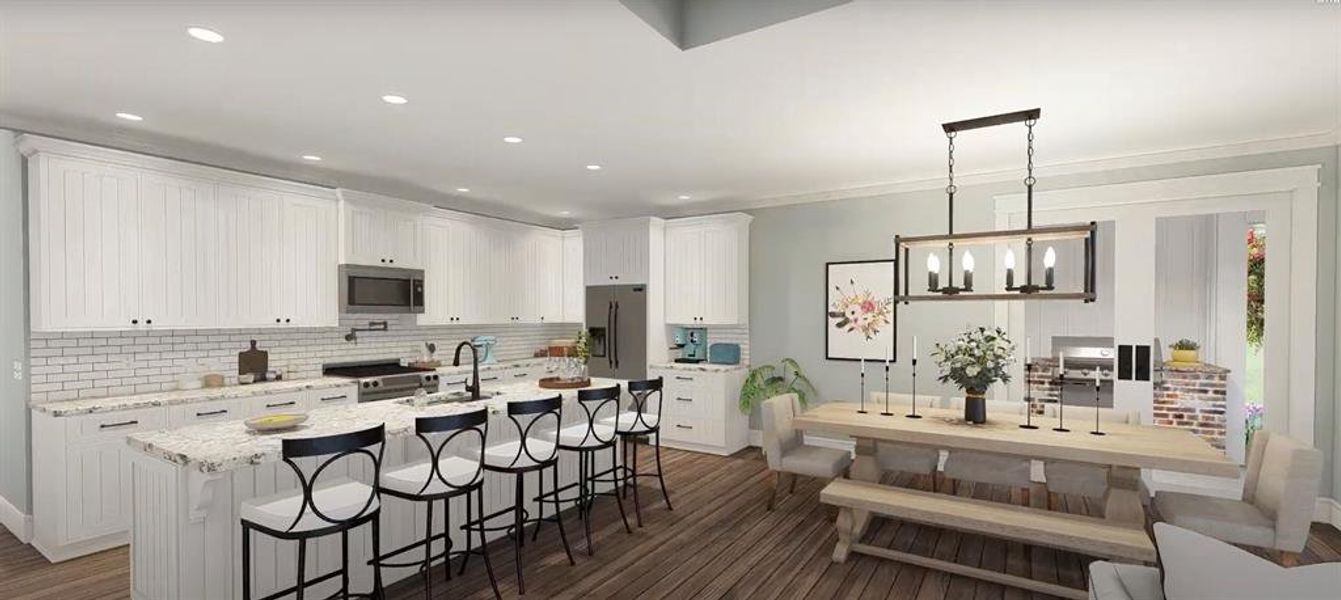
[465, 395, 575, 595]
[240, 424, 385, 600]
[539, 384, 632, 555]
[369, 408, 500, 600]
[604, 377, 672, 526]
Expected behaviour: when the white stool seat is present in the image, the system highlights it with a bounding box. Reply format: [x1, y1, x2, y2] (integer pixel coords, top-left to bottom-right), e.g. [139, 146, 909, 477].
[542, 422, 616, 448]
[599, 411, 660, 432]
[380, 456, 481, 497]
[241, 476, 378, 533]
[483, 439, 557, 469]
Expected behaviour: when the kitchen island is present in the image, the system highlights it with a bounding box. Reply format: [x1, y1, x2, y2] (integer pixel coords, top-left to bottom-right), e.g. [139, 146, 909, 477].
[125, 378, 626, 600]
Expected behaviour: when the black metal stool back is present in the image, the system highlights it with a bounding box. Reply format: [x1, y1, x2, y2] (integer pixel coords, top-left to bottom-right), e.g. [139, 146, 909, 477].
[499, 395, 563, 468]
[570, 384, 622, 447]
[278, 424, 385, 534]
[411, 408, 488, 496]
[624, 377, 664, 433]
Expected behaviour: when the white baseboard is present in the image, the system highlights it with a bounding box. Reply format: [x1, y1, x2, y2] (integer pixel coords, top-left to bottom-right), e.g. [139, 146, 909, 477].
[1316, 497, 1341, 528]
[0, 493, 32, 544]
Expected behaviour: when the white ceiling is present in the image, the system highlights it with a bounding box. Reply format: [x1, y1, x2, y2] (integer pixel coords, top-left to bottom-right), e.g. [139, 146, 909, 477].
[1, 1, 1338, 226]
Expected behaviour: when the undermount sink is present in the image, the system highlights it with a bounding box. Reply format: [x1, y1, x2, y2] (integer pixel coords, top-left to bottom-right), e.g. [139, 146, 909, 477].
[402, 390, 500, 407]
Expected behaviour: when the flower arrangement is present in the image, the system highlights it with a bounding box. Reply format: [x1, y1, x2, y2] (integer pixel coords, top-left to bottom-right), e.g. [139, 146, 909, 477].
[1171, 339, 1200, 351]
[1245, 402, 1264, 449]
[931, 327, 1015, 395]
[828, 279, 892, 341]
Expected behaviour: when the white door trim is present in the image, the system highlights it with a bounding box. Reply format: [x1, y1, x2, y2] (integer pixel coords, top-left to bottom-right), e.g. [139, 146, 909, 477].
[993, 165, 1321, 445]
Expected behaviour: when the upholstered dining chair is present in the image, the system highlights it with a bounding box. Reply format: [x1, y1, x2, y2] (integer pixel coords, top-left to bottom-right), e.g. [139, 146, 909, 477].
[761, 393, 853, 510]
[868, 392, 942, 491]
[1042, 406, 1141, 511]
[1153, 430, 1322, 566]
[941, 397, 1037, 506]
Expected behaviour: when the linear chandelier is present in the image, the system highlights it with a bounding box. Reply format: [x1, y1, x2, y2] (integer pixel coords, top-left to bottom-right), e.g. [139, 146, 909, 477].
[893, 108, 1097, 303]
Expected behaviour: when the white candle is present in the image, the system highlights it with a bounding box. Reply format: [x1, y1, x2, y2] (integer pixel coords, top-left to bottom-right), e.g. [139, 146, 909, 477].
[1095, 369, 1100, 387]
[861, 358, 865, 374]
[1025, 337, 1031, 363]
[912, 336, 918, 360]
[1059, 353, 1065, 373]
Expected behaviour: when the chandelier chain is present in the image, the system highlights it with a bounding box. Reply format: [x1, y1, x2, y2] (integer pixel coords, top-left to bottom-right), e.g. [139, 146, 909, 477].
[946, 130, 957, 195]
[1024, 118, 1036, 187]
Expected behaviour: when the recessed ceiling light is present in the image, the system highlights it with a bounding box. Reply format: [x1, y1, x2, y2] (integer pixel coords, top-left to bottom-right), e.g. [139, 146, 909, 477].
[559, 211, 572, 216]
[585, 164, 602, 171]
[678, 195, 691, 200]
[502, 136, 524, 144]
[381, 94, 408, 105]
[301, 155, 322, 161]
[455, 188, 470, 193]
[115, 112, 143, 121]
[186, 26, 224, 43]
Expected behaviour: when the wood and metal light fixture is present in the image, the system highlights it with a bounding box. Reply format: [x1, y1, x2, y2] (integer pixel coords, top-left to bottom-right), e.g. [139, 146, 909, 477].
[893, 108, 1097, 304]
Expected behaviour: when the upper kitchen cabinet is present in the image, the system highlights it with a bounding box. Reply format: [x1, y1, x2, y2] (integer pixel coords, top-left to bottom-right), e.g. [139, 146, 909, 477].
[21, 135, 340, 332]
[561, 230, 584, 322]
[581, 217, 662, 285]
[336, 189, 425, 268]
[664, 213, 752, 325]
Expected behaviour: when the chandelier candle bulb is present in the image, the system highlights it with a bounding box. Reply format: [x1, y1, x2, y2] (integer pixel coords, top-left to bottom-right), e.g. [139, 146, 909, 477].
[912, 336, 918, 361]
[927, 253, 940, 291]
[1004, 248, 1016, 288]
[961, 251, 975, 290]
[1044, 246, 1057, 288]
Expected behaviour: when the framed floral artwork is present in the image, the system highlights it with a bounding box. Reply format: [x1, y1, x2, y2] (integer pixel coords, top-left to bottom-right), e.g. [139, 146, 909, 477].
[825, 259, 897, 362]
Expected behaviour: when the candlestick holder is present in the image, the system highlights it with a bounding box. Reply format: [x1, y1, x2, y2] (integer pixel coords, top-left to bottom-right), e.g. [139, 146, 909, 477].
[905, 358, 922, 418]
[1052, 372, 1070, 433]
[858, 370, 868, 414]
[1019, 361, 1038, 429]
[880, 362, 894, 416]
[1090, 381, 1105, 436]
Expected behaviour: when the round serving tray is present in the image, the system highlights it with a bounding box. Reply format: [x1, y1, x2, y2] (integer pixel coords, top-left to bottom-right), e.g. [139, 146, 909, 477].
[538, 376, 591, 390]
[244, 412, 309, 432]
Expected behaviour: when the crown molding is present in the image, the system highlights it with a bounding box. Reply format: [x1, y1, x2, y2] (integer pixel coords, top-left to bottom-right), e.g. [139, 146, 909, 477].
[668, 130, 1339, 216]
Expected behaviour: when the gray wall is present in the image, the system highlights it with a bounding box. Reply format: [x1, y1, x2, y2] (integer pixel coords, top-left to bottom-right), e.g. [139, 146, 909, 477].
[0, 129, 30, 514]
[747, 144, 1340, 502]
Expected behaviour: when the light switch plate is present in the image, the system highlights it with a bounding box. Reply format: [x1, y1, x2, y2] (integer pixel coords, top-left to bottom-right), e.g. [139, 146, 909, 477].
[12, 359, 22, 381]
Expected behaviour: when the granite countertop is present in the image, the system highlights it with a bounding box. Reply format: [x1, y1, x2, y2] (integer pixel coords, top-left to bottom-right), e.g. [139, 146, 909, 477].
[1159, 361, 1230, 374]
[31, 377, 356, 417]
[125, 378, 623, 473]
[649, 362, 748, 373]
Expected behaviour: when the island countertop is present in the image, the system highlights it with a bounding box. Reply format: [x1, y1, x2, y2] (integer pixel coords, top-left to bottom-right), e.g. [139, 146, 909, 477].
[125, 378, 624, 473]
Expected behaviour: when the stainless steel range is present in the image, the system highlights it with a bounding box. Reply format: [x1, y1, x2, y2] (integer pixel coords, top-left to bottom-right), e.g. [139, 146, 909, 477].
[323, 359, 439, 403]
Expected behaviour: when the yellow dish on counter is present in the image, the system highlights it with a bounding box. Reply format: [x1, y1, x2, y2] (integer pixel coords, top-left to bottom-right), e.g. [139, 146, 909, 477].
[244, 413, 309, 432]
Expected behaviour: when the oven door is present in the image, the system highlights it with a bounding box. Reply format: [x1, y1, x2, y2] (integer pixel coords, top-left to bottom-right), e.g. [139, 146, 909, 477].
[340, 265, 426, 314]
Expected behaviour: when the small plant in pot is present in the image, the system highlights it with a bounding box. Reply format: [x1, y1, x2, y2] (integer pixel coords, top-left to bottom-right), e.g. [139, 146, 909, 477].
[1170, 339, 1200, 364]
[931, 327, 1015, 424]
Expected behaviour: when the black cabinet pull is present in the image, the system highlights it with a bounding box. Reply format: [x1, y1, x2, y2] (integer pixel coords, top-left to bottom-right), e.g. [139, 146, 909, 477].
[100, 420, 139, 429]
[320, 395, 348, 402]
[675, 424, 693, 430]
[195, 409, 228, 417]
[481, 376, 499, 382]
[676, 397, 693, 402]
[675, 376, 694, 381]
[265, 400, 296, 408]
[131, 319, 138, 325]
[513, 373, 528, 378]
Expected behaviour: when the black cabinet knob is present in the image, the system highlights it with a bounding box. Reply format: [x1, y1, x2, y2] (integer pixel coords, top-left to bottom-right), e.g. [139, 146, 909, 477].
[131, 319, 138, 324]
[146, 319, 152, 325]
[285, 318, 291, 323]
[275, 318, 281, 323]
[389, 259, 394, 264]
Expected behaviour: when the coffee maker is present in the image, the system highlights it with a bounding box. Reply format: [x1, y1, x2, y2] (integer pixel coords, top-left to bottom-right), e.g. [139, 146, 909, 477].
[672, 327, 708, 363]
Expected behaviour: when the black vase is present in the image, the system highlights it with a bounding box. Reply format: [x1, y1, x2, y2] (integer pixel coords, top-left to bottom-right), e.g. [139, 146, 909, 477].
[964, 393, 987, 424]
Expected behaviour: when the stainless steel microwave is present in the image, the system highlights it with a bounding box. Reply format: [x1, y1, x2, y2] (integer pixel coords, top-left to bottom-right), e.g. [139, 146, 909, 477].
[339, 265, 425, 314]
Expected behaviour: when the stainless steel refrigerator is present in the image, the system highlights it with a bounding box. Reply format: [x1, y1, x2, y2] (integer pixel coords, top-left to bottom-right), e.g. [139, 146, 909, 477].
[585, 284, 647, 380]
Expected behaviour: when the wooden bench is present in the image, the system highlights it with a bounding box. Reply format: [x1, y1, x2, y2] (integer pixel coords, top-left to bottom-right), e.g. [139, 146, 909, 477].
[821, 478, 1157, 600]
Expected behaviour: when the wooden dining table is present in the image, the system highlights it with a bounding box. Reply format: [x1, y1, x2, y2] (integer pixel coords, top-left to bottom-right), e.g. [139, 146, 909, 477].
[794, 402, 1240, 598]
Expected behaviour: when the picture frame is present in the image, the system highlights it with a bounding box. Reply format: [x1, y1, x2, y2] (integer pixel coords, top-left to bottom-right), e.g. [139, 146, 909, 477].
[825, 259, 898, 362]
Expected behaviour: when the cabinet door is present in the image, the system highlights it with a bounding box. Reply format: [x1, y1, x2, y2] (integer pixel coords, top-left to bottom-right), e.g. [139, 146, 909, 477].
[32, 157, 142, 330]
[664, 225, 704, 324]
[535, 232, 564, 322]
[701, 224, 740, 325]
[342, 202, 385, 266]
[280, 194, 338, 326]
[582, 228, 608, 286]
[616, 224, 650, 284]
[138, 173, 217, 328]
[385, 210, 421, 268]
[418, 218, 453, 325]
[64, 439, 133, 541]
[562, 232, 584, 322]
[216, 184, 286, 327]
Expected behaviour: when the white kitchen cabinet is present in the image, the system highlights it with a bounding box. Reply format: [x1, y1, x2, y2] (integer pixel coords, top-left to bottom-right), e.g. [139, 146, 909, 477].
[21, 136, 341, 332]
[581, 219, 652, 285]
[519, 230, 564, 323]
[336, 190, 423, 268]
[664, 213, 751, 325]
[648, 366, 749, 455]
[562, 230, 584, 322]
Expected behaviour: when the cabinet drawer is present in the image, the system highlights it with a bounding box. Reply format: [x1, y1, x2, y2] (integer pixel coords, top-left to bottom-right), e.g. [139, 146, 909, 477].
[250, 391, 308, 416]
[660, 413, 705, 444]
[664, 390, 706, 417]
[311, 387, 356, 407]
[168, 399, 243, 427]
[74, 408, 166, 440]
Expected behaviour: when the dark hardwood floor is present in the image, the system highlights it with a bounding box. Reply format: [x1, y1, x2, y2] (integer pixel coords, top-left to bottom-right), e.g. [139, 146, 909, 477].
[2, 446, 1339, 599]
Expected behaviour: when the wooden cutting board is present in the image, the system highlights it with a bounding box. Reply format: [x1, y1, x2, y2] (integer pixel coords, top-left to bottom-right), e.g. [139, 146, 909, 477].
[238, 340, 269, 380]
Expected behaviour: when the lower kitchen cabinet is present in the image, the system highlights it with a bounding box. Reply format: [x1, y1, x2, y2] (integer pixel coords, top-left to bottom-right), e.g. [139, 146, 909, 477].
[648, 366, 749, 456]
[29, 383, 356, 562]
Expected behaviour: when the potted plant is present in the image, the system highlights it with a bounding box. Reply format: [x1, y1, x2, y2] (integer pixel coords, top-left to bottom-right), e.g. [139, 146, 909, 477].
[931, 327, 1015, 424]
[739, 358, 816, 414]
[1170, 339, 1200, 364]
